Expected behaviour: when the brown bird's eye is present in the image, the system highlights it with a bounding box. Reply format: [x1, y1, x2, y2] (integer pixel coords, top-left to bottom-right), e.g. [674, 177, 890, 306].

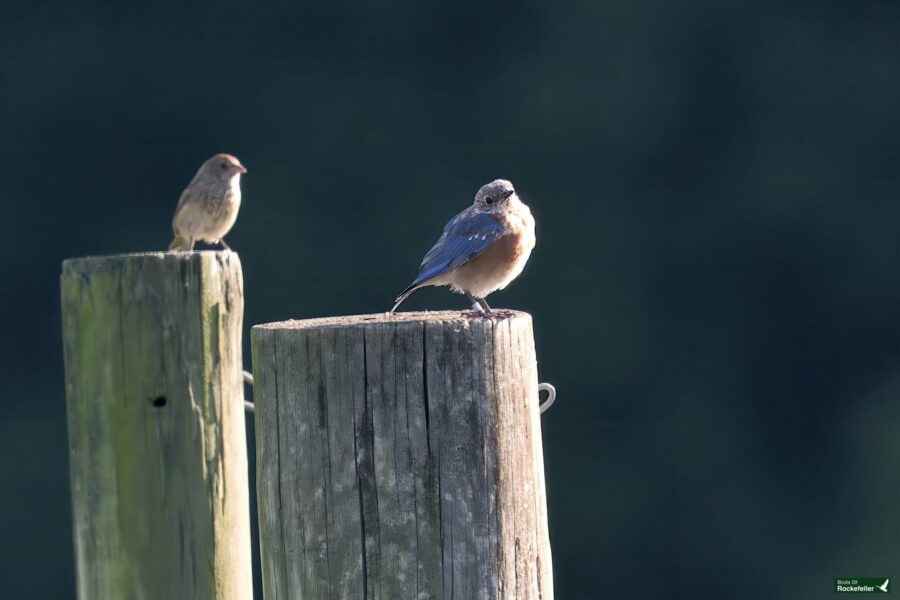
[485, 196, 494, 205]
[220, 163, 228, 170]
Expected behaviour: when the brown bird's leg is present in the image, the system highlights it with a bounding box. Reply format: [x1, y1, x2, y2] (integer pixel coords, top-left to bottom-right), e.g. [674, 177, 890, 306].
[217, 238, 231, 251]
[477, 297, 492, 315]
[188, 237, 195, 251]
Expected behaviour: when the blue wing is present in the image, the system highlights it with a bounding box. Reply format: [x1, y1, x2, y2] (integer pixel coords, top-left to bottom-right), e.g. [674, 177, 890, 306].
[391, 208, 509, 312]
[412, 209, 507, 287]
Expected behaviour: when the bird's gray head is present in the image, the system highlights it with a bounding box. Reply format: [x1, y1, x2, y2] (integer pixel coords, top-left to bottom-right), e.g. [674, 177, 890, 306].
[474, 179, 516, 212]
[199, 153, 247, 182]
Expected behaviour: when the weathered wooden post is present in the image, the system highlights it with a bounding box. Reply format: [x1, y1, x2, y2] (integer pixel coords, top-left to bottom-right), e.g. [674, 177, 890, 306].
[60, 252, 252, 600]
[252, 310, 553, 599]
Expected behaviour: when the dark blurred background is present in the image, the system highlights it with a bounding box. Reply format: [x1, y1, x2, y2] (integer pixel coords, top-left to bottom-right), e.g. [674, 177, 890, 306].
[2, 0, 898, 598]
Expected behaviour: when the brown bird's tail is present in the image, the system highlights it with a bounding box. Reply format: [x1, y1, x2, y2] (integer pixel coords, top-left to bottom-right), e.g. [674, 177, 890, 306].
[169, 235, 192, 251]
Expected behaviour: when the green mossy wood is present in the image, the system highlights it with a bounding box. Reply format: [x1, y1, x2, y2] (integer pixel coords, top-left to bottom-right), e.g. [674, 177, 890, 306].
[252, 311, 553, 600]
[60, 252, 252, 600]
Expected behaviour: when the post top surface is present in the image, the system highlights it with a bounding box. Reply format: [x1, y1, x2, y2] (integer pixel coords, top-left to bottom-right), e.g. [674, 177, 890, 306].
[62, 251, 239, 273]
[254, 310, 531, 331]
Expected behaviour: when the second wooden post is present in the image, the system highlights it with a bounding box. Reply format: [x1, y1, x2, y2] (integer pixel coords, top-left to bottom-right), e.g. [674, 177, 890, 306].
[252, 310, 553, 599]
[61, 252, 252, 599]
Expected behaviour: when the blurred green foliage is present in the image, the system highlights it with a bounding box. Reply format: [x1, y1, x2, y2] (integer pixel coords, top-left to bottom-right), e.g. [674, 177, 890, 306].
[1, 0, 897, 598]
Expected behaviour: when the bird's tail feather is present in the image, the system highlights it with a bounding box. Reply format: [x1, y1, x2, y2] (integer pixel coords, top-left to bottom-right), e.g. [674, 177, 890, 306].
[390, 285, 419, 314]
[169, 235, 190, 251]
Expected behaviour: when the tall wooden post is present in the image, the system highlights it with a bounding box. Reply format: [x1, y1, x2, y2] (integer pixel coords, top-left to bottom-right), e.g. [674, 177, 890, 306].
[60, 252, 253, 600]
[252, 311, 553, 599]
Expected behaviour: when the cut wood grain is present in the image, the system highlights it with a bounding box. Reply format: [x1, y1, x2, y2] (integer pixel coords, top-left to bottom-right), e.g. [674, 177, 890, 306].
[60, 251, 252, 600]
[252, 310, 553, 599]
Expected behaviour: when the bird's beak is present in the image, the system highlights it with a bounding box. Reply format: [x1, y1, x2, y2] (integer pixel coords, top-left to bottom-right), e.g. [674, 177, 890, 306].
[236, 165, 248, 174]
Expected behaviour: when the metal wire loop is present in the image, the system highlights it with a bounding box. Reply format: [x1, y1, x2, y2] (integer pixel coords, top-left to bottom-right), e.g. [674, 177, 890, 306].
[538, 382, 557, 414]
[243, 370, 255, 413]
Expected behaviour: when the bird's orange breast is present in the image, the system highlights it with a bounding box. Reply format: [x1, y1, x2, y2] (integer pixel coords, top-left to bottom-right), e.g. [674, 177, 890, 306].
[450, 229, 533, 297]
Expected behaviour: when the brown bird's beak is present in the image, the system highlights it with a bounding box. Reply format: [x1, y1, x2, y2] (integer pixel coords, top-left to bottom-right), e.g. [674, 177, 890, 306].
[236, 165, 248, 174]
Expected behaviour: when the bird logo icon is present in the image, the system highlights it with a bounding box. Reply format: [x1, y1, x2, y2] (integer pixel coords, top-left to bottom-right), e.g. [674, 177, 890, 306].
[877, 579, 889, 592]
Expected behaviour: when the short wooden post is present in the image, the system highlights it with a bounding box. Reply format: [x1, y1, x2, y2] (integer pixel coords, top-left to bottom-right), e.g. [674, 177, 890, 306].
[252, 311, 553, 599]
[60, 252, 252, 600]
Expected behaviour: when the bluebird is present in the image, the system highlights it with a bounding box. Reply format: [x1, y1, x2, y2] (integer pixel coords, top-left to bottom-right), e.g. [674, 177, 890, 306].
[391, 179, 536, 314]
[169, 153, 247, 251]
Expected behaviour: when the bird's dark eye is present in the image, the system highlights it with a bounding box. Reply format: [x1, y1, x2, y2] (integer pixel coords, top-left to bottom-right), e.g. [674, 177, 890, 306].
[220, 163, 228, 170]
[485, 196, 494, 205]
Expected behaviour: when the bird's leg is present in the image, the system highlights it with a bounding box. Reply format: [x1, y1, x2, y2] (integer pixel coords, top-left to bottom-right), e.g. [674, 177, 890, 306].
[464, 292, 485, 313]
[217, 238, 231, 251]
[477, 297, 492, 315]
[188, 237, 195, 251]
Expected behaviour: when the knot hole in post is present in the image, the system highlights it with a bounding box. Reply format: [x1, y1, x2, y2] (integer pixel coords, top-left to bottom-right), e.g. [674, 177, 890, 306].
[151, 396, 167, 408]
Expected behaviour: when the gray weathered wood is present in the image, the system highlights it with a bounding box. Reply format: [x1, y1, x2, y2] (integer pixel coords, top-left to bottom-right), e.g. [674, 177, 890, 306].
[252, 310, 553, 599]
[60, 251, 253, 600]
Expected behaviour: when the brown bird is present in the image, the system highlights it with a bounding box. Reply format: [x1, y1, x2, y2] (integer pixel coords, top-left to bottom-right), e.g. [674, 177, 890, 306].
[169, 153, 247, 251]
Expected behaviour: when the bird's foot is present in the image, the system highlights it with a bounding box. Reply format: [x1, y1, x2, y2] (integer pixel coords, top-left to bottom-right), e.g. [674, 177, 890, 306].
[465, 297, 492, 317]
[462, 304, 493, 319]
[462, 294, 495, 317]
[465, 292, 483, 313]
